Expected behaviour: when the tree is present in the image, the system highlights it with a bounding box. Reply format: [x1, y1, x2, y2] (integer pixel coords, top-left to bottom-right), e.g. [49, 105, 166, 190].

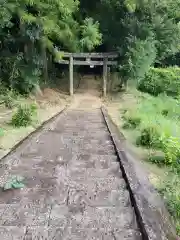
[0, 0, 102, 93]
[80, 0, 180, 82]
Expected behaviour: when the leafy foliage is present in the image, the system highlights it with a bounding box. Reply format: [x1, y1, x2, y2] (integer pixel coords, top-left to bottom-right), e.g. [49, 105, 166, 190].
[122, 36, 157, 81]
[122, 112, 141, 129]
[11, 103, 37, 127]
[121, 87, 180, 235]
[3, 175, 25, 191]
[136, 126, 162, 149]
[80, 0, 180, 83]
[157, 175, 180, 235]
[0, 0, 102, 94]
[122, 93, 180, 168]
[0, 90, 18, 109]
[137, 67, 180, 97]
[80, 18, 102, 51]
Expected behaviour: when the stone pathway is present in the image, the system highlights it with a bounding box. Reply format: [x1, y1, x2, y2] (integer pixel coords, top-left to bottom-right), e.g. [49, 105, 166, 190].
[0, 108, 142, 239]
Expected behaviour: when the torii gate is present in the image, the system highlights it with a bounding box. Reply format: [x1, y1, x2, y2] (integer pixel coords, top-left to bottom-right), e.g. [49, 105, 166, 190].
[58, 52, 118, 97]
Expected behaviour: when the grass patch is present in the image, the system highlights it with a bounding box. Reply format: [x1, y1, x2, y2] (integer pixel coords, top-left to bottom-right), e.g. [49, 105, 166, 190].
[157, 174, 180, 235]
[122, 93, 180, 165]
[120, 89, 180, 235]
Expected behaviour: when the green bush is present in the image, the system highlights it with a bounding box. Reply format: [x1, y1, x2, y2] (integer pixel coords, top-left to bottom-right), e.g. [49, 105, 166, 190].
[161, 135, 180, 170]
[11, 104, 37, 127]
[137, 67, 180, 97]
[122, 112, 141, 129]
[0, 90, 19, 108]
[148, 154, 166, 165]
[136, 126, 161, 148]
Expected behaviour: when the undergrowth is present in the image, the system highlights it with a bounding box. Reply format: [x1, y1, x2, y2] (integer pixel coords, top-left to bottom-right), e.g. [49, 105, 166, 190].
[137, 67, 180, 97]
[122, 93, 180, 167]
[11, 103, 37, 127]
[157, 174, 180, 235]
[121, 90, 180, 234]
[0, 89, 19, 109]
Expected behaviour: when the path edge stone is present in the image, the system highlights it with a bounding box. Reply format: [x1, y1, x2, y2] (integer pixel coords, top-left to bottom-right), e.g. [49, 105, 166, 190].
[0, 105, 69, 162]
[101, 106, 177, 240]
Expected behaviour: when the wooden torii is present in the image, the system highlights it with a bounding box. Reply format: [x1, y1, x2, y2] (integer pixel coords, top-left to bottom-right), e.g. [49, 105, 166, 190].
[58, 52, 118, 97]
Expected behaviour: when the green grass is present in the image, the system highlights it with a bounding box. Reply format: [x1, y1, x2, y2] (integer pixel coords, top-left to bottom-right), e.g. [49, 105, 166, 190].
[156, 173, 180, 235]
[121, 90, 180, 235]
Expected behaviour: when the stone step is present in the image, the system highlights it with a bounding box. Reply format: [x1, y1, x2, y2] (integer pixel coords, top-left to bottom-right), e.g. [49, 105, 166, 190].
[0, 226, 141, 240]
[0, 203, 135, 228]
[56, 132, 111, 140]
[77, 154, 118, 162]
[65, 177, 126, 192]
[56, 121, 106, 127]
[0, 203, 51, 226]
[73, 148, 115, 155]
[20, 145, 115, 163]
[69, 159, 119, 169]
[47, 128, 110, 136]
[24, 131, 112, 148]
[0, 168, 56, 186]
[35, 132, 114, 150]
[0, 226, 26, 240]
[49, 205, 137, 230]
[58, 119, 105, 123]
[20, 141, 115, 159]
[58, 116, 104, 122]
[22, 226, 142, 240]
[3, 154, 119, 174]
[67, 187, 130, 207]
[64, 111, 102, 118]
[56, 137, 114, 148]
[60, 144, 115, 154]
[0, 180, 68, 206]
[59, 166, 122, 180]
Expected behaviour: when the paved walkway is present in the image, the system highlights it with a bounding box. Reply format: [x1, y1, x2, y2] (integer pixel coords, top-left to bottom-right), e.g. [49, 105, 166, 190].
[0, 107, 141, 239]
[0, 77, 142, 239]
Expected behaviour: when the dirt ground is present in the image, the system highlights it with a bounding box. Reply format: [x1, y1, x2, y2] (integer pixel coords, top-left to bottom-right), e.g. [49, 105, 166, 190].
[70, 75, 102, 110]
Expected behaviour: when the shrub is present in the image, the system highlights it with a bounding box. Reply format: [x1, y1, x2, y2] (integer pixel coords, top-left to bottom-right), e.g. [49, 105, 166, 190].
[11, 103, 37, 127]
[148, 154, 166, 165]
[122, 112, 141, 129]
[136, 126, 161, 148]
[137, 67, 180, 97]
[0, 90, 19, 109]
[160, 135, 180, 171]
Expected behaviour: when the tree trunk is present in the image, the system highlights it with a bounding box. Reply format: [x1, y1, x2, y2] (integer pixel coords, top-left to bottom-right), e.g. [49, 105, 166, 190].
[42, 47, 48, 83]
